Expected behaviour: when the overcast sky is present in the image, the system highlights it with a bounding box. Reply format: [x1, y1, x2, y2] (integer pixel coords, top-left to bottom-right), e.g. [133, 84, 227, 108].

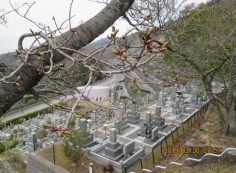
[0, 0, 207, 53]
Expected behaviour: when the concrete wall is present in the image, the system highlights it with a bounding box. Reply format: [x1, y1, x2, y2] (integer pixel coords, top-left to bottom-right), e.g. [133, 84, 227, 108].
[26, 153, 70, 173]
[76, 86, 110, 101]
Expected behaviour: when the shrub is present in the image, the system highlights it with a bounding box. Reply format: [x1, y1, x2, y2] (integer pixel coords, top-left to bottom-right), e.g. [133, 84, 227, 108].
[0, 142, 6, 153]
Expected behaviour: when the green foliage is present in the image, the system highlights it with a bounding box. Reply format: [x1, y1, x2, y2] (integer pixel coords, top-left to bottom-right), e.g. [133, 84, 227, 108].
[165, 3, 236, 79]
[169, 71, 177, 78]
[120, 96, 129, 99]
[0, 139, 19, 154]
[5, 107, 53, 127]
[4, 139, 19, 150]
[0, 118, 6, 129]
[63, 128, 90, 165]
[194, 90, 204, 98]
[1, 149, 25, 172]
[0, 143, 6, 153]
[36, 129, 48, 139]
[25, 98, 37, 105]
[67, 117, 75, 129]
[130, 85, 140, 94]
[17, 117, 25, 124]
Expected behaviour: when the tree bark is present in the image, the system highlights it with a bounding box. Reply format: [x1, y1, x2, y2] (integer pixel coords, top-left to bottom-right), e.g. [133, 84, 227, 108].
[202, 76, 226, 132]
[227, 55, 236, 135]
[0, 0, 134, 116]
[228, 96, 236, 135]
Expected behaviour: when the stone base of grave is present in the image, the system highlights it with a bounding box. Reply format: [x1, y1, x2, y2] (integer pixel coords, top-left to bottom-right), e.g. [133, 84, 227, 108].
[127, 112, 141, 124]
[138, 128, 152, 139]
[104, 142, 124, 161]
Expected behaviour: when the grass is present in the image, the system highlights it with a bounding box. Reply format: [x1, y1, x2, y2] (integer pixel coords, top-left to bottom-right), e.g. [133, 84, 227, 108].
[38, 100, 114, 173]
[38, 143, 106, 173]
[137, 107, 236, 173]
[72, 99, 112, 116]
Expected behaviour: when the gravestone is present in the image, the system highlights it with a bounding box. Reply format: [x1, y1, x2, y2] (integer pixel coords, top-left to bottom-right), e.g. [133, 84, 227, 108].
[185, 84, 192, 94]
[90, 111, 97, 124]
[197, 97, 201, 105]
[74, 118, 80, 130]
[202, 94, 207, 102]
[110, 128, 117, 143]
[104, 128, 124, 161]
[79, 118, 87, 130]
[191, 96, 197, 103]
[127, 104, 141, 124]
[145, 112, 152, 123]
[124, 141, 135, 158]
[138, 112, 153, 138]
[78, 119, 96, 147]
[31, 132, 37, 151]
[182, 105, 187, 113]
[159, 92, 167, 106]
[170, 86, 177, 101]
[152, 107, 165, 128]
[172, 99, 181, 115]
[151, 127, 159, 141]
[114, 110, 129, 130]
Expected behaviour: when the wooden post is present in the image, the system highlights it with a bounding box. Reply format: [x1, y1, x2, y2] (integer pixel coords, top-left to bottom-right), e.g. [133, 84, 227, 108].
[52, 143, 55, 165]
[140, 158, 143, 169]
[152, 148, 155, 164]
[165, 136, 168, 147]
[171, 129, 174, 143]
[161, 141, 163, 155]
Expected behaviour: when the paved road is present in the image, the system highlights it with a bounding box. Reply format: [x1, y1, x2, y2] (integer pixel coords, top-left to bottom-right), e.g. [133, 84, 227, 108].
[97, 74, 124, 87]
[2, 74, 124, 122]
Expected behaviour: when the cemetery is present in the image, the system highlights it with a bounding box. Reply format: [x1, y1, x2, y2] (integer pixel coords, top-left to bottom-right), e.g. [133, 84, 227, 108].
[0, 82, 217, 172]
[78, 83, 212, 172]
[0, 110, 68, 153]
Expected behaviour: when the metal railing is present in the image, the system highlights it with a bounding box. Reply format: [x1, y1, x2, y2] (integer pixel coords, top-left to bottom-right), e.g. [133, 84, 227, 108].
[141, 147, 236, 173]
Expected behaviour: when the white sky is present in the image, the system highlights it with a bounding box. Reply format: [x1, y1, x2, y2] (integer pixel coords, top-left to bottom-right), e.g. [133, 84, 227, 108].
[0, 0, 207, 53]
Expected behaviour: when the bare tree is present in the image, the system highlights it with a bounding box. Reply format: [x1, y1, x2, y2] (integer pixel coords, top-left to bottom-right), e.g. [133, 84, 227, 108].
[0, 0, 169, 131]
[128, 0, 236, 135]
[0, 0, 135, 115]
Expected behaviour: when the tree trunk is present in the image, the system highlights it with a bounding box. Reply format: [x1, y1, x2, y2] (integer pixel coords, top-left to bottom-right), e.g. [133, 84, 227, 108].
[226, 55, 236, 135]
[202, 76, 226, 132]
[0, 0, 134, 116]
[228, 96, 236, 135]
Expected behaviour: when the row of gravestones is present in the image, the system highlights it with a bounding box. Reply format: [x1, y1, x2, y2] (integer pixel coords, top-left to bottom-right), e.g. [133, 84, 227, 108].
[74, 118, 136, 161]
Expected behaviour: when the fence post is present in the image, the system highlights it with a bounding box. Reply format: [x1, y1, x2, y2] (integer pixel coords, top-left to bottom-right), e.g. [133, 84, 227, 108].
[89, 163, 93, 173]
[52, 143, 55, 165]
[165, 136, 168, 147]
[171, 129, 174, 143]
[124, 166, 128, 173]
[161, 141, 163, 155]
[140, 158, 143, 169]
[152, 147, 155, 164]
[176, 127, 179, 137]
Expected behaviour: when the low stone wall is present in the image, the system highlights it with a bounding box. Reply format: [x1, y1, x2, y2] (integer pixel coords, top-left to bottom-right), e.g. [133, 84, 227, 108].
[25, 153, 69, 173]
[87, 150, 123, 172]
[123, 147, 145, 167]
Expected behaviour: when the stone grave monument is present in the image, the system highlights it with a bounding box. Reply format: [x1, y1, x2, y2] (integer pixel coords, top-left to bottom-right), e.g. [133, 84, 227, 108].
[123, 141, 135, 159]
[138, 112, 153, 138]
[104, 128, 124, 161]
[152, 106, 165, 128]
[172, 99, 182, 115]
[114, 110, 130, 131]
[127, 104, 141, 124]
